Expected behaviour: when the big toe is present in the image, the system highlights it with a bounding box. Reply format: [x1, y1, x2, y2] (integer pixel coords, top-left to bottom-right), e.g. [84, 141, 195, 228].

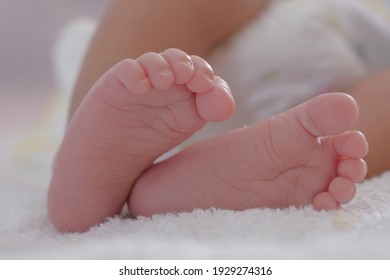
[196, 77, 235, 122]
[297, 92, 359, 137]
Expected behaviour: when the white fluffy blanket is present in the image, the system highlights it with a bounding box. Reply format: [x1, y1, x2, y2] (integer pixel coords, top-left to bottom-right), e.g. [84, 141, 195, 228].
[1, 142, 390, 259]
[2, 0, 390, 259]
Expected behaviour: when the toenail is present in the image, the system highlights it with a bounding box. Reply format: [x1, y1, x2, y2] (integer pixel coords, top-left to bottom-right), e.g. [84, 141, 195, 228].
[158, 69, 174, 80]
[203, 65, 214, 81]
[178, 60, 194, 71]
[216, 77, 231, 92]
[160, 68, 173, 77]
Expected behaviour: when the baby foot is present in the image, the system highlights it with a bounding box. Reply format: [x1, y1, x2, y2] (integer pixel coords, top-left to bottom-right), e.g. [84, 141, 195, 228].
[48, 48, 235, 232]
[129, 93, 368, 216]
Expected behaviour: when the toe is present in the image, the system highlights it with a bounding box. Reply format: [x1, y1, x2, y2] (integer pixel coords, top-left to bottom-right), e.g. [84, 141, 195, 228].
[195, 76, 235, 122]
[137, 52, 175, 90]
[313, 192, 340, 211]
[332, 131, 369, 158]
[328, 176, 356, 205]
[186, 55, 214, 93]
[337, 158, 367, 182]
[161, 48, 194, 84]
[111, 59, 151, 95]
[298, 92, 359, 137]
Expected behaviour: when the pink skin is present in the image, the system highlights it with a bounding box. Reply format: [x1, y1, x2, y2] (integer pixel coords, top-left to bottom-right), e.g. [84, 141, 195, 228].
[48, 49, 235, 232]
[48, 48, 368, 233]
[129, 92, 368, 217]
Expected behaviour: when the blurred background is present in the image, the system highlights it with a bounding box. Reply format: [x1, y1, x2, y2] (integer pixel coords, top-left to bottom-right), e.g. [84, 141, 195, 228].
[0, 0, 108, 132]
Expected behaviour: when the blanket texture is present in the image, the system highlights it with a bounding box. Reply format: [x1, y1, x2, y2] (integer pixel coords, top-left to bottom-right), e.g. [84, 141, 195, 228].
[1, 150, 390, 259]
[1, 0, 390, 259]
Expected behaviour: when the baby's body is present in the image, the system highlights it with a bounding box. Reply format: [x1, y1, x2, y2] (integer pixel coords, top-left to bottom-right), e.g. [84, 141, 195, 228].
[47, 0, 390, 232]
[48, 49, 367, 232]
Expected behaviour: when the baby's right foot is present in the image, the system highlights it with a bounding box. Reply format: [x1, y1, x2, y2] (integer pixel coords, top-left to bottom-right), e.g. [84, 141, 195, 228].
[47, 49, 235, 232]
[130, 92, 368, 216]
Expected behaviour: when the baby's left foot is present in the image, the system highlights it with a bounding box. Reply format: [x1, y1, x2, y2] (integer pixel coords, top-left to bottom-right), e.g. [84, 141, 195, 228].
[130, 92, 368, 216]
[48, 49, 234, 232]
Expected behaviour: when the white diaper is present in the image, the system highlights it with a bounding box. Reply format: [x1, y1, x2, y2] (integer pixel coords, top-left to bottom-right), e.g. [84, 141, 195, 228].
[199, 0, 390, 143]
[53, 0, 390, 157]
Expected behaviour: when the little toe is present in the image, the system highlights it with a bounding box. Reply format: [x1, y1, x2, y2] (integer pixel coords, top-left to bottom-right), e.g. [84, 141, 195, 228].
[137, 52, 175, 90]
[337, 158, 367, 182]
[161, 48, 194, 84]
[328, 176, 356, 205]
[332, 131, 369, 158]
[196, 76, 235, 122]
[298, 92, 359, 137]
[186, 55, 214, 93]
[313, 192, 340, 211]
